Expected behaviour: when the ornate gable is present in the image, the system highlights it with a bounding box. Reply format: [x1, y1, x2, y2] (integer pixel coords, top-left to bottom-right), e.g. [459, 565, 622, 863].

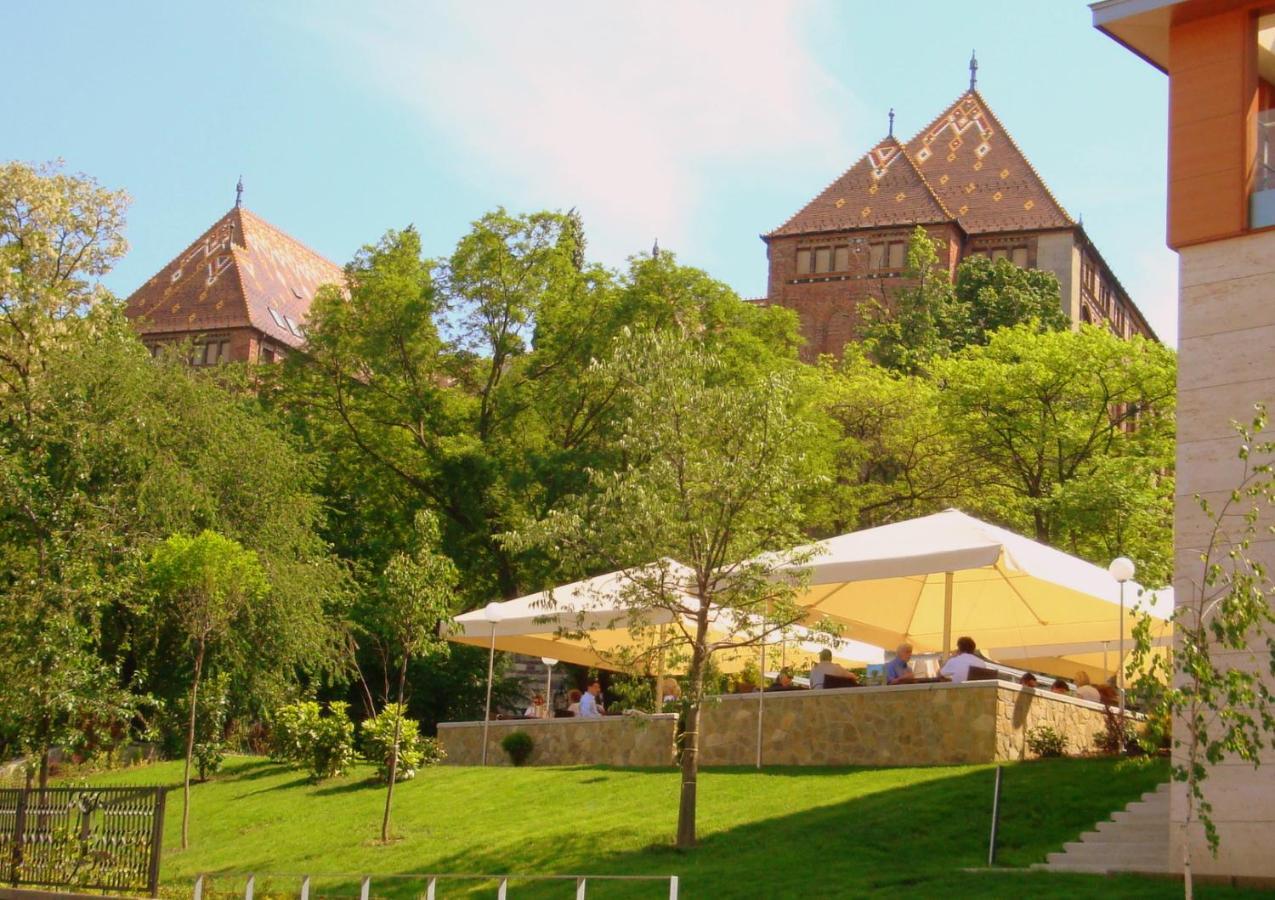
[904, 91, 1073, 233]
[767, 136, 952, 237]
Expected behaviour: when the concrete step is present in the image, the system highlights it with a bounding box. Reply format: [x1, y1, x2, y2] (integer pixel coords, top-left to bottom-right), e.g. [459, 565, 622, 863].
[1093, 820, 1168, 839]
[1032, 860, 1171, 875]
[1056, 841, 1168, 862]
[1036, 781, 1171, 876]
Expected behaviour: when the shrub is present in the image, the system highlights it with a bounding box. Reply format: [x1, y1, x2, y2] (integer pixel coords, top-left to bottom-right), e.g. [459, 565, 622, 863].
[1026, 725, 1068, 758]
[501, 730, 534, 766]
[194, 672, 231, 781]
[360, 704, 436, 782]
[271, 700, 355, 781]
[1096, 712, 1139, 756]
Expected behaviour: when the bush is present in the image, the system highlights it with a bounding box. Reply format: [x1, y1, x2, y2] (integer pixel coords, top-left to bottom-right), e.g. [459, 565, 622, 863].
[1026, 725, 1068, 758]
[194, 672, 230, 781]
[1096, 712, 1139, 756]
[501, 730, 534, 766]
[271, 700, 355, 781]
[360, 704, 438, 782]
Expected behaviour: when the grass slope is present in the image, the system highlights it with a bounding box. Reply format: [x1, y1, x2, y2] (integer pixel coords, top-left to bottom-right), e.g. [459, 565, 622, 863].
[77, 756, 1267, 899]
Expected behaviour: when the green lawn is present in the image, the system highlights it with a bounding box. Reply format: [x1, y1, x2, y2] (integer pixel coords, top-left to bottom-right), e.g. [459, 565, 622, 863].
[66, 756, 1269, 899]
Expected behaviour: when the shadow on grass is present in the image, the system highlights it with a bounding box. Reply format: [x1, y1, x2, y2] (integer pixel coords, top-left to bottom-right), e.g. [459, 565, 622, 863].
[311, 777, 385, 797]
[297, 758, 1176, 900]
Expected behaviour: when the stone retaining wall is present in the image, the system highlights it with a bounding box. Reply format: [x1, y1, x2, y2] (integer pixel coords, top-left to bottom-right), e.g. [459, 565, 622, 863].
[439, 683, 1114, 768]
[439, 714, 678, 767]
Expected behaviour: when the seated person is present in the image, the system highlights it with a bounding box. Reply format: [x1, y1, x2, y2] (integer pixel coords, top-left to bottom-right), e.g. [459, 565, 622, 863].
[1096, 676, 1119, 706]
[523, 693, 549, 718]
[885, 642, 916, 684]
[809, 648, 857, 688]
[660, 676, 682, 705]
[938, 636, 982, 683]
[1050, 678, 1070, 694]
[566, 688, 583, 716]
[766, 669, 799, 692]
[1020, 672, 1039, 689]
[577, 680, 604, 717]
[1073, 671, 1102, 702]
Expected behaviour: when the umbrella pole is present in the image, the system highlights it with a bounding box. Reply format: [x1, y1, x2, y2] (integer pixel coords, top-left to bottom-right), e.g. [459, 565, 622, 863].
[481, 623, 496, 766]
[1118, 581, 1126, 731]
[942, 572, 954, 659]
[756, 628, 765, 770]
[654, 625, 667, 711]
[545, 663, 553, 719]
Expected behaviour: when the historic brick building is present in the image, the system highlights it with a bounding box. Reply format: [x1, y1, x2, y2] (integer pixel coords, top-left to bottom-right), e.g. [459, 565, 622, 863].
[123, 191, 343, 365]
[764, 67, 1157, 359]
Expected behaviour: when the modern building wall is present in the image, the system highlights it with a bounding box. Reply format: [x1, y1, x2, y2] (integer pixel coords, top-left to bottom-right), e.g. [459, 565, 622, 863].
[1035, 230, 1081, 321]
[1173, 227, 1275, 880]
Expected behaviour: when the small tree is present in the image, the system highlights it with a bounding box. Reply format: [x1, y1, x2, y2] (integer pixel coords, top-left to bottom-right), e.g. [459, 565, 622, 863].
[1129, 405, 1275, 899]
[507, 329, 824, 849]
[146, 530, 268, 849]
[365, 511, 456, 842]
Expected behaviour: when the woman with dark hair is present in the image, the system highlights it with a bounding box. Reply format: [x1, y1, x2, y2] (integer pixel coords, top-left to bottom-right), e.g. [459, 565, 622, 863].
[938, 636, 981, 683]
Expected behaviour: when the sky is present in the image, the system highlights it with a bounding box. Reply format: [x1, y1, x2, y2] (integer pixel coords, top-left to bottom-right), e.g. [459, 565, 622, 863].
[6, 1, 1178, 342]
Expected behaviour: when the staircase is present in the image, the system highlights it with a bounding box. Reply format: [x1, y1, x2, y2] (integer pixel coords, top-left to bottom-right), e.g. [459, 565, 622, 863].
[1033, 782, 1171, 875]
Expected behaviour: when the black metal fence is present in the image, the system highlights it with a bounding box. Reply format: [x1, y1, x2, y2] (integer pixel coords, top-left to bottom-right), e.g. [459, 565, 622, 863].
[0, 785, 166, 896]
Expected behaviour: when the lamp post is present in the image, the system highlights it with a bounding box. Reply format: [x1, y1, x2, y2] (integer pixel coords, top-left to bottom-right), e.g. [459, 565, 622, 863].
[541, 657, 557, 719]
[1108, 557, 1136, 740]
[480, 602, 501, 766]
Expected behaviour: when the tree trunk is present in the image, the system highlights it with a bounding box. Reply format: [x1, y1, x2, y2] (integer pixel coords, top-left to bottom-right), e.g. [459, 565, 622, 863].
[675, 648, 707, 849]
[380, 656, 409, 843]
[182, 639, 205, 851]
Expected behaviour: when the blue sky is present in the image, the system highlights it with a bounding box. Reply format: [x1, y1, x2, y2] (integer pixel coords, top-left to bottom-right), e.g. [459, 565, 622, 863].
[6, 1, 1177, 341]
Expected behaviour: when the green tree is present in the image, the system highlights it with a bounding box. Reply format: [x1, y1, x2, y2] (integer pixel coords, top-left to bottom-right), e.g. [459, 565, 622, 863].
[1129, 407, 1275, 899]
[362, 510, 457, 842]
[507, 330, 824, 849]
[146, 530, 269, 849]
[946, 253, 1068, 347]
[859, 226, 953, 373]
[0, 161, 135, 783]
[934, 324, 1176, 584]
[806, 347, 972, 534]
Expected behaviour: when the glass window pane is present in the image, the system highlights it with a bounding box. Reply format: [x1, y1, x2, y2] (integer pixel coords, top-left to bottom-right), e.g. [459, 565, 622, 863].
[796, 249, 812, 275]
[1012, 247, 1028, 267]
[991, 248, 1009, 261]
[887, 242, 905, 269]
[833, 246, 850, 271]
[814, 247, 831, 273]
[869, 244, 885, 269]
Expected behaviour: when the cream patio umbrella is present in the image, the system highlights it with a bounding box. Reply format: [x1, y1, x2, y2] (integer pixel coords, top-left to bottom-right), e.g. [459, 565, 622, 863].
[777, 509, 1171, 675]
[447, 563, 878, 676]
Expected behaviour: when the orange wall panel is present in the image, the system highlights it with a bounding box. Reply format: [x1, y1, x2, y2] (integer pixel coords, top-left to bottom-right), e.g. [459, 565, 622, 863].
[1167, 10, 1252, 247]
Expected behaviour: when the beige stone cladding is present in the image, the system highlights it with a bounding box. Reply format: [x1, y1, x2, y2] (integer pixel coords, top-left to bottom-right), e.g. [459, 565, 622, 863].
[1173, 229, 1275, 881]
[438, 714, 678, 767]
[1035, 229, 1080, 322]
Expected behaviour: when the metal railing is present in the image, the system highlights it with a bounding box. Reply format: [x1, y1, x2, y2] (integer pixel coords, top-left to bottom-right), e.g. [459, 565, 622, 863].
[0, 785, 167, 897]
[194, 871, 680, 899]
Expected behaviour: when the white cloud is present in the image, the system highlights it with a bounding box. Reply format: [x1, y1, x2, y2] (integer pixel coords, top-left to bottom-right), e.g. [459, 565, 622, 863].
[301, 0, 857, 263]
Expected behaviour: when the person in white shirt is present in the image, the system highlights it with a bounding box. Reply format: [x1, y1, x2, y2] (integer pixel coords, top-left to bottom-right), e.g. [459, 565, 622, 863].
[939, 636, 982, 683]
[1073, 671, 1102, 702]
[566, 689, 582, 716]
[523, 694, 550, 719]
[809, 648, 857, 688]
[577, 681, 604, 717]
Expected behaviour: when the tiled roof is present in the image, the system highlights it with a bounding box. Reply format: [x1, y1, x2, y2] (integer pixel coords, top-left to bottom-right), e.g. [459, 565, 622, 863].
[903, 90, 1073, 234]
[124, 207, 344, 349]
[767, 136, 953, 237]
[769, 91, 1074, 239]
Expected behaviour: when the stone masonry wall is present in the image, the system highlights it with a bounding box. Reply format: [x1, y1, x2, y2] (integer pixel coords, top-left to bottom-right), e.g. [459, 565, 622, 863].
[698, 681, 999, 767]
[439, 714, 677, 767]
[992, 685, 1112, 761]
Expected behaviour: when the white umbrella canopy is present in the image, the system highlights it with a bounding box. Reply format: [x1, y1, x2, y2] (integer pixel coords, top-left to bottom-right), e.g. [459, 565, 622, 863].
[447, 562, 880, 675]
[779, 509, 1171, 665]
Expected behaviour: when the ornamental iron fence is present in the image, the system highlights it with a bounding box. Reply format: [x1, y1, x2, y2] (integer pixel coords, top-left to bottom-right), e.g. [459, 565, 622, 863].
[0, 785, 166, 896]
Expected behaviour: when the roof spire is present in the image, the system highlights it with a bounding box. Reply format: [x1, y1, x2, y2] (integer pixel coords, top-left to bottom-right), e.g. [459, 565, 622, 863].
[652, 237, 660, 259]
[969, 50, 978, 92]
[888, 107, 895, 138]
[235, 175, 244, 208]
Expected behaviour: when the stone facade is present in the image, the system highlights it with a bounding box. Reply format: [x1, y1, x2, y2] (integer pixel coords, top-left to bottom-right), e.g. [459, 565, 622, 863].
[1171, 229, 1275, 880]
[440, 682, 1112, 769]
[698, 681, 1111, 767]
[439, 714, 678, 768]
